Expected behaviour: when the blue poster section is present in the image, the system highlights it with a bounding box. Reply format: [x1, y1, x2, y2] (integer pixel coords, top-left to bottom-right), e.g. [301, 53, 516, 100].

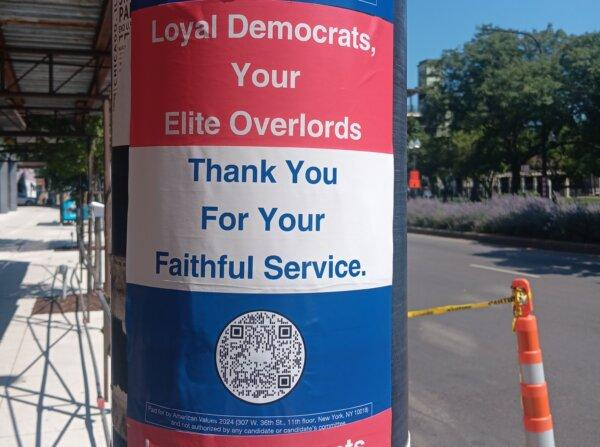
[127, 284, 391, 434]
[131, 0, 394, 22]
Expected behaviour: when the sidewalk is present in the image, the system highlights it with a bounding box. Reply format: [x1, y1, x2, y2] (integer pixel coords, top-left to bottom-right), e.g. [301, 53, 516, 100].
[0, 206, 110, 447]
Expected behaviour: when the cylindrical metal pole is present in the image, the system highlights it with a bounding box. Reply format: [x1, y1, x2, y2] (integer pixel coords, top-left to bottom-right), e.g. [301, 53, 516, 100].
[393, 1, 409, 445]
[8, 156, 17, 211]
[0, 160, 8, 214]
[87, 138, 94, 323]
[94, 218, 102, 284]
[118, 1, 407, 446]
[102, 98, 112, 403]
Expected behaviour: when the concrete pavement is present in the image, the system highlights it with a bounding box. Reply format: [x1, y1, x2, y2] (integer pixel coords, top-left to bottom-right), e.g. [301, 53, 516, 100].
[408, 233, 600, 446]
[0, 206, 109, 446]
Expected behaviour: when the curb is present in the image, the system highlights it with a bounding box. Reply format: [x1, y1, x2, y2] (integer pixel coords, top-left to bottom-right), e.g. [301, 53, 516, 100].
[408, 226, 600, 255]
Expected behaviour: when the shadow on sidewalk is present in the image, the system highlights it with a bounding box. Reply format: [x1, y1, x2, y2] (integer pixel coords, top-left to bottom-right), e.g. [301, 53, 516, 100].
[0, 239, 75, 252]
[0, 299, 107, 446]
[0, 260, 70, 341]
[0, 261, 28, 342]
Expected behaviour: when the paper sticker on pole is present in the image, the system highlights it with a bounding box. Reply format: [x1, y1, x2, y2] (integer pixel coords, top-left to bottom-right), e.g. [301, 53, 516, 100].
[126, 0, 395, 446]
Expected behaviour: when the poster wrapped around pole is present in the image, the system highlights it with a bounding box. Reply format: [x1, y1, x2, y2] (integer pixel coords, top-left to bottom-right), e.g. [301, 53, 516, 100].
[126, 0, 406, 445]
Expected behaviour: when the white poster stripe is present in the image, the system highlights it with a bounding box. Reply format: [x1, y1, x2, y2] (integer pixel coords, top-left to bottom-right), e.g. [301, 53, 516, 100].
[127, 146, 393, 293]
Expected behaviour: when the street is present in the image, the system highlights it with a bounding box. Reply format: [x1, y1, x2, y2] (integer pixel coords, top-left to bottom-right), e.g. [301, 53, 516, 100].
[408, 233, 600, 446]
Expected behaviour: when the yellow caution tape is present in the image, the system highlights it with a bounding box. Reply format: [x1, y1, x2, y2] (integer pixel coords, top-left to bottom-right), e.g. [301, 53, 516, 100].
[407, 296, 514, 319]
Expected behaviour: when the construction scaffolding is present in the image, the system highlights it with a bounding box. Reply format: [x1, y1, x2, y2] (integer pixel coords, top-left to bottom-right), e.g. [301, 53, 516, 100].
[0, 2, 114, 445]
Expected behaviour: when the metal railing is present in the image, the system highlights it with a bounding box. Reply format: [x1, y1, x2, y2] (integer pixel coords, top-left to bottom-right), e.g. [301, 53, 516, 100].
[67, 216, 112, 447]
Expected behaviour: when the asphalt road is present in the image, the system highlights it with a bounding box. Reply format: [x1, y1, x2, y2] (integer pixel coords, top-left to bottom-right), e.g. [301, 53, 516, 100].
[407, 233, 600, 446]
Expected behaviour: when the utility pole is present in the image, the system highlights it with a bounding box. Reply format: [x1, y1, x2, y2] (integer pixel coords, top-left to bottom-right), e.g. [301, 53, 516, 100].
[111, 1, 408, 446]
[393, 2, 409, 444]
[102, 98, 112, 403]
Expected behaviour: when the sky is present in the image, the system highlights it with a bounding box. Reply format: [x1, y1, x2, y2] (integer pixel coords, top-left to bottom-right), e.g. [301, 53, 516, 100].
[408, 0, 600, 87]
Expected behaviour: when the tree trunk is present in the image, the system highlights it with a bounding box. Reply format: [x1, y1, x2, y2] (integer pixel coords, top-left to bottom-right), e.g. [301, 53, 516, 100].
[431, 176, 439, 197]
[470, 177, 481, 201]
[441, 178, 449, 202]
[455, 176, 464, 197]
[481, 174, 494, 199]
[487, 174, 495, 198]
[59, 192, 65, 224]
[511, 161, 521, 195]
[540, 125, 549, 199]
[541, 148, 549, 199]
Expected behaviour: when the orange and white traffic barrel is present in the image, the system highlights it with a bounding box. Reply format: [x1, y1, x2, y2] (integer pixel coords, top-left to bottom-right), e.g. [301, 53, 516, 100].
[512, 279, 555, 447]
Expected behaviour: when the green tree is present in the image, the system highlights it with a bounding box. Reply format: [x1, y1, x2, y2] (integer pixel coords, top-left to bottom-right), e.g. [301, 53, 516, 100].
[419, 25, 579, 196]
[522, 27, 571, 196]
[558, 32, 600, 178]
[447, 27, 539, 193]
[18, 115, 104, 202]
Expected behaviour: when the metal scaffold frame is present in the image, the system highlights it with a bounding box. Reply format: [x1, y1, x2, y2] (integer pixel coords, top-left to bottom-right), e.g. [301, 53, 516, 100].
[0, 3, 114, 445]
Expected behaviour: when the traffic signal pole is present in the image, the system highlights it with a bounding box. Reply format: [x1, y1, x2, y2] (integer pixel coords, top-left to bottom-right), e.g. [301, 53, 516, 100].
[111, 0, 407, 445]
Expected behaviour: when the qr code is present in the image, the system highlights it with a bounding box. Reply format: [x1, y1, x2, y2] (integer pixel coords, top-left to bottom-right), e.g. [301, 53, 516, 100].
[216, 311, 305, 404]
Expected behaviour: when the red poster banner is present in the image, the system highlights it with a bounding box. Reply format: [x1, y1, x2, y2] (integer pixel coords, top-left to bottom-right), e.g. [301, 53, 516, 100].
[131, 1, 393, 152]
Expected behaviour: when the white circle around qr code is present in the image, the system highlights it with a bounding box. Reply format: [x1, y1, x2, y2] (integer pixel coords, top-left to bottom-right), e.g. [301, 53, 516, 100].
[216, 311, 305, 404]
